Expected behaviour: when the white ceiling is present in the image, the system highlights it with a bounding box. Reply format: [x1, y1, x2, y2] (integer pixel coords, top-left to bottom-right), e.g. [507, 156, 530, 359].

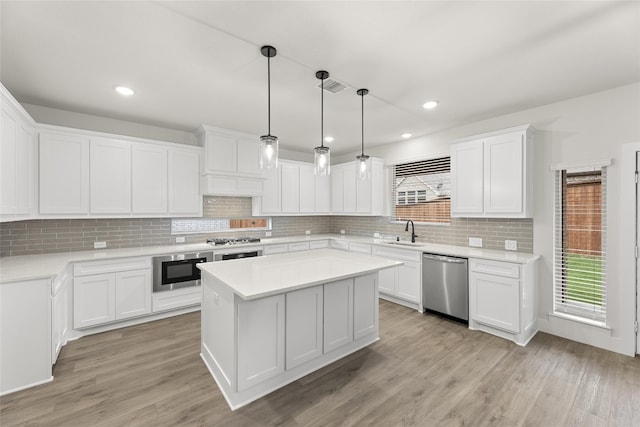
[1, 1, 639, 155]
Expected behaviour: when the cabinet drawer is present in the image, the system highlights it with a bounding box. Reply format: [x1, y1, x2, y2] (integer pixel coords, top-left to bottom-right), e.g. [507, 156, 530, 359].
[372, 246, 422, 262]
[74, 257, 151, 277]
[264, 244, 288, 255]
[469, 258, 519, 279]
[309, 240, 329, 249]
[152, 286, 201, 313]
[348, 242, 371, 254]
[288, 242, 310, 252]
[330, 240, 349, 251]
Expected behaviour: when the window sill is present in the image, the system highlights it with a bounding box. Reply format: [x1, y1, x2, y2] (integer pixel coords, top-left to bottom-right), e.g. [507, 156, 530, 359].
[548, 312, 610, 331]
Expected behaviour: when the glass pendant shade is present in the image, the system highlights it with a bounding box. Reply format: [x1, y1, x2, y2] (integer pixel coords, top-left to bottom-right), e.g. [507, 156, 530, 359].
[260, 134, 279, 169]
[314, 146, 330, 176]
[356, 154, 370, 180]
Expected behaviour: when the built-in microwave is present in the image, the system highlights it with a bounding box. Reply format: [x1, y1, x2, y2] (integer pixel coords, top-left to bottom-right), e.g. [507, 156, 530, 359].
[152, 252, 213, 292]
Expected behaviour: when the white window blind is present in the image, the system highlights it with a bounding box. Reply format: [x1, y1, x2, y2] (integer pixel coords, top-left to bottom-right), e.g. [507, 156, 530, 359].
[391, 157, 451, 224]
[553, 167, 607, 322]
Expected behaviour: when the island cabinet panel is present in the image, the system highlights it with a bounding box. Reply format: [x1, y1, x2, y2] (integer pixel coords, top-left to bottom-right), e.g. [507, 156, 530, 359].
[353, 274, 378, 340]
[285, 286, 323, 369]
[323, 279, 354, 353]
[237, 294, 285, 392]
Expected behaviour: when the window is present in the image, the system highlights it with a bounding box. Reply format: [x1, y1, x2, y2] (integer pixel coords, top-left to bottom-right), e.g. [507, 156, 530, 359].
[553, 167, 607, 322]
[391, 157, 451, 224]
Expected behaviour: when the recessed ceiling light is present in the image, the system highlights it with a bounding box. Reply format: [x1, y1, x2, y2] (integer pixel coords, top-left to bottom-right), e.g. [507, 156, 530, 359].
[324, 136, 334, 143]
[422, 100, 438, 110]
[401, 133, 412, 139]
[114, 85, 135, 96]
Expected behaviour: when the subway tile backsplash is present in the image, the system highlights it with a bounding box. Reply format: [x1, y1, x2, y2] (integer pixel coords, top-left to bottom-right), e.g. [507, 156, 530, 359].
[0, 196, 532, 257]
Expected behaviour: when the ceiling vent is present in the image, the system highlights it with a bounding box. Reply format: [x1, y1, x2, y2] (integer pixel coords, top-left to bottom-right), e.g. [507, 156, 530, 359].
[317, 78, 347, 94]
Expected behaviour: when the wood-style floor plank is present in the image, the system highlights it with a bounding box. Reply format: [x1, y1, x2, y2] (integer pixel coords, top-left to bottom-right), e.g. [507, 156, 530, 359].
[1, 300, 638, 426]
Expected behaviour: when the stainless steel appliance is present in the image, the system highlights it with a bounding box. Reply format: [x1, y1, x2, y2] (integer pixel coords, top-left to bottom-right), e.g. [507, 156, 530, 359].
[152, 252, 212, 292]
[214, 248, 262, 261]
[422, 253, 469, 321]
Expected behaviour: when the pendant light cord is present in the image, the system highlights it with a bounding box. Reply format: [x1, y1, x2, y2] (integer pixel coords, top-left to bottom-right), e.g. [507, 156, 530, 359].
[267, 54, 271, 136]
[361, 92, 364, 156]
[320, 76, 324, 148]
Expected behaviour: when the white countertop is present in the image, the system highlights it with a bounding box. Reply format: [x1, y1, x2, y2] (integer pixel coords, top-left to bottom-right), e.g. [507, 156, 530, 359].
[0, 233, 539, 283]
[197, 248, 402, 300]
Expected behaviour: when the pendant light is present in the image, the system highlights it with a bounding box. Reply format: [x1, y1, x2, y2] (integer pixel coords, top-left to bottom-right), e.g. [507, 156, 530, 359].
[259, 45, 278, 169]
[356, 88, 371, 180]
[314, 70, 330, 176]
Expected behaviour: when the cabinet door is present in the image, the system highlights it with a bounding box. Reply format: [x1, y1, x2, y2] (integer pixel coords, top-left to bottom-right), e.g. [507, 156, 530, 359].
[299, 164, 315, 213]
[354, 274, 378, 340]
[286, 286, 323, 369]
[343, 165, 357, 213]
[377, 267, 396, 295]
[168, 149, 201, 215]
[237, 294, 285, 391]
[483, 133, 524, 214]
[280, 163, 299, 213]
[206, 134, 236, 173]
[115, 269, 151, 320]
[236, 138, 260, 175]
[331, 165, 344, 213]
[15, 122, 34, 214]
[323, 279, 353, 353]
[74, 273, 116, 329]
[469, 272, 520, 333]
[90, 138, 131, 214]
[0, 108, 18, 214]
[39, 132, 90, 214]
[451, 140, 483, 216]
[260, 166, 281, 213]
[132, 143, 167, 213]
[396, 261, 421, 303]
[315, 173, 331, 213]
[356, 164, 372, 213]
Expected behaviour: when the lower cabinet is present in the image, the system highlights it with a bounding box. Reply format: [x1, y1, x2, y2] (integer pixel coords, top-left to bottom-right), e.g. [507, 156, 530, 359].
[372, 246, 422, 309]
[285, 286, 323, 369]
[73, 258, 152, 329]
[323, 279, 354, 353]
[468, 258, 538, 346]
[51, 266, 71, 364]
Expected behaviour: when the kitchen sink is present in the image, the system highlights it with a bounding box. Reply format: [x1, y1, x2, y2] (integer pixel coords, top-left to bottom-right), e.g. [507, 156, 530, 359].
[384, 241, 424, 247]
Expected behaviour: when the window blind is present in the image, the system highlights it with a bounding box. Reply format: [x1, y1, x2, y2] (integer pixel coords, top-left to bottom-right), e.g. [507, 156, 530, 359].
[553, 168, 607, 322]
[391, 157, 451, 224]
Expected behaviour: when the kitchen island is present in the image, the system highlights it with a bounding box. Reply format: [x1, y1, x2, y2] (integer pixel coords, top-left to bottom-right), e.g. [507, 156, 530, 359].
[197, 248, 401, 410]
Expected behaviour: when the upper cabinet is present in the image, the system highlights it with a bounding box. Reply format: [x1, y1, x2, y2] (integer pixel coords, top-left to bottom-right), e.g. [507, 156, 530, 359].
[38, 127, 202, 218]
[451, 125, 534, 218]
[1, 85, 36, 221]
[331, 158, 384, 216]
[198, 125, 264, 196]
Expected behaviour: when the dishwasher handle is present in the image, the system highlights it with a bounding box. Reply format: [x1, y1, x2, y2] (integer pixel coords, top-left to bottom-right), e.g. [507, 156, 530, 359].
[423, 253, 467, 264]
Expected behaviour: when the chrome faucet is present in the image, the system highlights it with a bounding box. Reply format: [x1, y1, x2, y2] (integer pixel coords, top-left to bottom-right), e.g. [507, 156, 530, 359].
[404, 220, 417, 243]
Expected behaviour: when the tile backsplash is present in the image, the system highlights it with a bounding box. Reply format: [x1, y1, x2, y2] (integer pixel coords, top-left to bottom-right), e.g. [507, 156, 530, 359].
[0, 196, 532, 257]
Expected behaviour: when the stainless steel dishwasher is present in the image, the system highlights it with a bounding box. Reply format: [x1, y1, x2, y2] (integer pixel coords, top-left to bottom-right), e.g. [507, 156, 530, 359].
[422, 253, 469, 322]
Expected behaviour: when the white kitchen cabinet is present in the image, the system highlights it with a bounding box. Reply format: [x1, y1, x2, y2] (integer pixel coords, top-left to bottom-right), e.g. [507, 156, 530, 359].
[115, 269, 152, 320]
[0, 278, 52, 396]
[451, 124, 533, 218]
[315, 174, 331, 213]
[343, 164, 357, 213]
[330, 239, 349, 251]
[286, 285, 323, 369]
[132, 143, 167, 214]
[331, 158, 384, 215]
[287, 241, 310, 252]
[198, 125, 264, 196]
[323, 278, 353, 353]
[152, 286, 201, 313]
[331, 164, 345, 213]
[353, 274, 378, 340]
[237, 294, 285, 391]
[299, 164, 315, 213]
[90, 137, 132, 214]
[168, 148, 201, 215]
[468, 257, 538, 346]
[51, 266, 71, 364]
[73, 257, 152, 329]
[309, 239, 329, 250]
[39, 131, 90, 214]
[256, 166, 281, 213]
[281, 162, 300, 213]
[372, 246, 422, 310]
[348, 242, 371, 254]
[264, 244, 288, 255]
[1, 85, 35, 220]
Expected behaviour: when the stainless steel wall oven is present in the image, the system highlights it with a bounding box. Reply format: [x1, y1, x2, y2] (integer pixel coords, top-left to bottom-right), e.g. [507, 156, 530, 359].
[152, 252, 213, 292]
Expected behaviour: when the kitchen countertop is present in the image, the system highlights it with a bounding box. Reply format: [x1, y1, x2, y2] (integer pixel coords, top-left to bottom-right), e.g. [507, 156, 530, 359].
[0, 233, 539, 283]
[198, 248, 402, 300]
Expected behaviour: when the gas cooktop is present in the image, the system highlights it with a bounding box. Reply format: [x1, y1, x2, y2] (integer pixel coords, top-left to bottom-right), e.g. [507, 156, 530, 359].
[207, 237, 261, 246]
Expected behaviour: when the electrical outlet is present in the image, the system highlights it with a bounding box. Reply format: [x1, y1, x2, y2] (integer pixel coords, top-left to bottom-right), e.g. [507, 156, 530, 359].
[340, 230, 346, 235]
[305, 230, 311, 235]
[505, 240, 518, 251]
[373, 232, 380, 238]
[265, 231, 272, 237]
[94, 241, 107, 249]
[468, 237, 483, 248]
[175, 236, 185, 243]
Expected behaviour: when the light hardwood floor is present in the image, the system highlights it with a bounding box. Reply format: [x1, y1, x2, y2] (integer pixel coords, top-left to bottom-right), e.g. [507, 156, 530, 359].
[1, 300, 639, 426]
